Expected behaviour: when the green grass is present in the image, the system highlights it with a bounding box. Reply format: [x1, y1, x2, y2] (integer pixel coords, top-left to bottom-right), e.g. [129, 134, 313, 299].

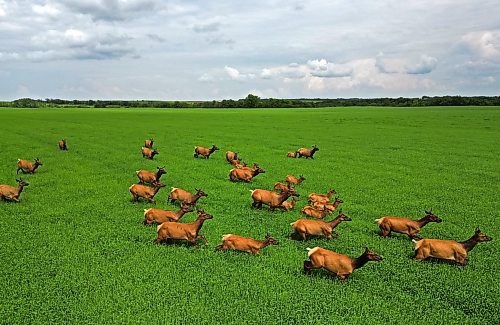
[0, 107, 499, 324]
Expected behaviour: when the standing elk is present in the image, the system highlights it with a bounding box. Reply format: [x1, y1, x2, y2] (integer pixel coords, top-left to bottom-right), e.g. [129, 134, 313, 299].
[0, 178, 29, 202]
[290, 210, 352, 240]
[285, 175, 305, 186]
[375, 209, 442, 239]
[250, 187, 300, 211]
[144, 138, 154, 149]
[129, 182, 165, 204]
[154, 210, 213, 245]
[313, 197, 343, 212]
[143, 204, 193, 225]
[281, 197, 299, 211]
[194, 145, 219, 159]
[16, 158, 43, 174]
[229, 164, 265, 182]
[58, 139, 68, 150]
[308, 189, 336, 204]
[413, 228, 492, 265]
[304, 246, 383, 280]
[215, 234, 279, 255]
[168, 188, 208, 206]
[136, 166, 166, 186]
[142, 147, 159, 160]
[287, 151, 297, 158]
[296, 145, 319, 159]
[225, 151, 239, 164]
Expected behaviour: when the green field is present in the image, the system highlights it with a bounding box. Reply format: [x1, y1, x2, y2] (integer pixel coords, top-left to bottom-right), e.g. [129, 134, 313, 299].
[0, 107, 499, 323]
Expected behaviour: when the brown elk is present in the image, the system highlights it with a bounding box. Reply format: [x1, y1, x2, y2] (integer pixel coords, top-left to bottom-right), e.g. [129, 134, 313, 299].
[136, 166, 166, 186]
[308, 189, 336, 204]
[129, 182, 165, 204]
[313, 197, 343, 212]
[229, 164, 265, 182]
[58, 139, 68, 150]
[413, 228, 492, 265]
[142, 147, 159, 160]
[304, 246, 383, 280]
[285, 175, 305, 186]
[16, 158, 43, 174]
[273, 182, 290, 192]
[168, 187, 208, 205]
[287, 151, 297, 158]
[215, 234, 279, 255]
[281, 197, 299, 211]
[194, 145, 219, 159]
[225, 151, 239, 163]
[144, 138, 154, 148]
[143, 204, 193, 225]
[0, 178, 29, 202]
[154, 210, 213, 245]
[296, 145, 319, 159]
[300, 206, 331, 219]
[250, 187, 300, 211]
[375, 209, 442, 239]
[290, 210, 352, 240]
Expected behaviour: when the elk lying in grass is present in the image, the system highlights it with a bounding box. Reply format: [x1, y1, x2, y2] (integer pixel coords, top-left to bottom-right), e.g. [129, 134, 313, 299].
[296, 145, 319, 159]
[304, 246, 383, 280]
[281, 197, 299, 211]
[229, 164, 265, 182]
[308, 189, 336, 204]
[58, 139, 68, 150]
[194, 145, 219, 159]
[290, 210, 351, 240]
[225, 151, 239, 164]
[168, 188, 208, 205]
[136, 166, 166, 186]
[129, 182, 165, 204]
[285, 175, 305, 186]
[142, 147, 159, 160]
[215, 234, 279, 255]
[144, 138, 154, 148]
[154, 210, 213, 245]
[16, 158, 43, 174]
[287, 151, 297, 158]
[413, 228, 492, 265]
[300, 205, 331, 219]
[0, 179, 29, 202]
[273, 182, 289, 192]
[313, 197, 343, 212]
[251, 187, 300, 211]
[375, 209, 442, 239]
[143, 204, 193, 225]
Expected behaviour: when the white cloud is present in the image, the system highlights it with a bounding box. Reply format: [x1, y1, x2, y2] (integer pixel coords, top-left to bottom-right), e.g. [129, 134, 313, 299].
[224, 66, 255, 81]
[32, 4, 61, 17]
[458, 30, 500, 63]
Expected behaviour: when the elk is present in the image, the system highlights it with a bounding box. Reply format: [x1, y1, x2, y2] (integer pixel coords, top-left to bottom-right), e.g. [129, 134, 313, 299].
[308, 189, 336, 204]
[229, 164, 265, 182]
[375, 209, 442, 239]
[287, 151, 297, 158]
[154, 210, 213, 245]
[142, 147, 159, 160]
[225, 151, 239, 163]
[285, 175, 305, 186]
[58, 139, 68, 150]
[168, 188, 208, 205]
[313, 197, 343, 212]
[129, 182, 165, 204]
[215, 234, 279, 255]
[304, 246, 383, 280]
[413, 228, 492, 265]
[281, 197, 299, 211]
[273, 182, 290, 192]
[194, 145, 219, 159]
[0, 178, 29, 202]
[16, 158, 43, 174]
[300, 205, 331, 219]
[250, 187, 300, 211]
[296, 145, 319, 159]
[143, 204, 193, 225]
[144, 138, 154, 148]
[290, 210, 352, 240]
[136, 166, 166, 186]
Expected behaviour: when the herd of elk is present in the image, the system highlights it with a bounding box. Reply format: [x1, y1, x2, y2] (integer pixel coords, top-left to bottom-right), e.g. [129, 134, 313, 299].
[194, 145, 219, 159]
[290, 210, 352, 240]
[215, 234, 279, 255]
[0, 178, 29, 202]
[251, 187, 300, 211]
[155, 210, 213, 245]
[16, 158, 43, 174]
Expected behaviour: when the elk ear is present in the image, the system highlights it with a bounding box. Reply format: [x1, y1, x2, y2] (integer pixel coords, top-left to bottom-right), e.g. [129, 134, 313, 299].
[266, 233, 271, 238]
[475, 227, 481, 233]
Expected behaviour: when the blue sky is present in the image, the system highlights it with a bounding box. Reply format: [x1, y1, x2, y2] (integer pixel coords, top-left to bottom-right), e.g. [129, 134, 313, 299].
[0, 0, 499, 100]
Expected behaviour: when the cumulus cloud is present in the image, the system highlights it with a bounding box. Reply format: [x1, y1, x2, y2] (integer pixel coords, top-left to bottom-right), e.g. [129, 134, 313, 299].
[307, 59, 353, 78]
[224, 66, 255, 80]
[458, 30, 500, 63]
[376, 54, 438, 75]
[32, 3, 61, 17]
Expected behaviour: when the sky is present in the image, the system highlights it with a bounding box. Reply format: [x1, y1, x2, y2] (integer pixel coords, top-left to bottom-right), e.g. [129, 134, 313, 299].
[0, 0, 499, 100]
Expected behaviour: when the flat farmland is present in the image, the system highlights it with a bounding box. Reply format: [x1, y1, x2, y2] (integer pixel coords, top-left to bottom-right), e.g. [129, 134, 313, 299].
[0, 107, 499, 323]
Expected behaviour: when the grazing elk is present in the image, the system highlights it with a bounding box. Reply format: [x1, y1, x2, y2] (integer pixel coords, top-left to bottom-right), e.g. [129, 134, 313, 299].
[144, 138, 154, 149]
[290, 210, 352, 240]
[168, 188, 208, 206]
[300, 205, 331, 219]
[375, 209, 442, 239]
[154, 210, 213, 245]
[136, 166, 166, 186]
[285, 175, 305, 186]
[194, 145, 219, 159]
[143, 204, 193, 225]
[229, 164, 265, 182]
[304, 246, 383, 280]
[281, 197, 299, 211]
[250, 187, 300, 211]
[16, 158, 43, 174]
[58, 139, 68, 150]
[413, 228, 492, 265]
[142, 147, 159, 160]
[313, 197, 344, 212]
[287, 151, 297, 158]
[308, 189, 336, 204]
[296, 145, 319, 159]
[0, 178, 29, 202]
[225, 151, 239, 164]
[215, 234, 279, 255]
[129, 182, 165, 204]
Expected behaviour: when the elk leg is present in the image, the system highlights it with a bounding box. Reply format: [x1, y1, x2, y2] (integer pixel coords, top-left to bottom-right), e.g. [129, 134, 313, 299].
[303, 260, 313, 274]
[300, 232, 307, 241]
[197, 234, 208, 245]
